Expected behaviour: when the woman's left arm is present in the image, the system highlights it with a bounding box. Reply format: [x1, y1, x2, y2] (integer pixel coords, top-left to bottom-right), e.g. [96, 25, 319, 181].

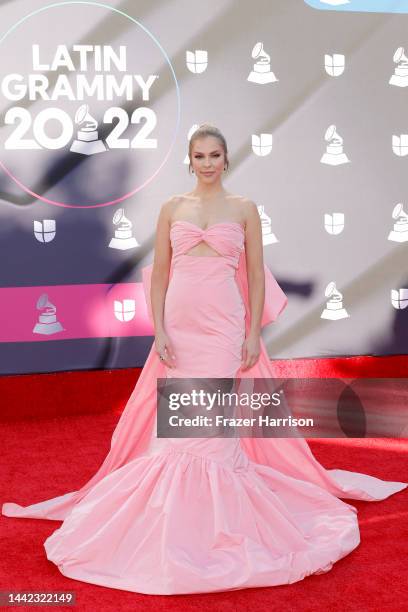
[241, 200, 265, 370]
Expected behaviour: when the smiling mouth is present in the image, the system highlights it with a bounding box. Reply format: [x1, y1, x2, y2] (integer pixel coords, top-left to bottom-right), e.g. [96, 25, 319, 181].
[202, 172, 214, 175]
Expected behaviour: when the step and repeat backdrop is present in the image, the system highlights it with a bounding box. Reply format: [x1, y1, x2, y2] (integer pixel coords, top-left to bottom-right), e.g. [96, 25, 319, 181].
[0, 0, 407, 374]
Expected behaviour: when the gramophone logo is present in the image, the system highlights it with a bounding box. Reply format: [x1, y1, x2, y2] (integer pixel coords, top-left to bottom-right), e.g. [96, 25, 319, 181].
[247, 42, 278, 85]
[70, 104, 107, 155]
[321, 281, 349, 320]
[389, 47, 408, 87]
[0, 1, 180, 208]
[257, 205, 278, 246]
[33, 293, 65, 335]
[320, 124, 350, 165]
[388, 203, 408, 243]
[109, 208, 140, 250]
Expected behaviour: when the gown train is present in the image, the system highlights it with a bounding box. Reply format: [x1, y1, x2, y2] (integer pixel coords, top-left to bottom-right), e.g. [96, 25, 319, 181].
[2, 221, 406, 595]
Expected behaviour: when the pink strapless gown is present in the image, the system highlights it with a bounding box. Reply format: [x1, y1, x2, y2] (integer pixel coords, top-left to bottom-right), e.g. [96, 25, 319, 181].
[2, 221, 406, 595]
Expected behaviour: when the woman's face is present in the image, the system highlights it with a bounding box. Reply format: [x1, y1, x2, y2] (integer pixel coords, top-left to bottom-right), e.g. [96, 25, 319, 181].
[190, 136, 226, 181]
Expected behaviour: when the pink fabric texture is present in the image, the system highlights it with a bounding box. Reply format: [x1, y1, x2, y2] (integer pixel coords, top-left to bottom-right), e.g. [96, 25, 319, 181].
[2, 221, 406, 595]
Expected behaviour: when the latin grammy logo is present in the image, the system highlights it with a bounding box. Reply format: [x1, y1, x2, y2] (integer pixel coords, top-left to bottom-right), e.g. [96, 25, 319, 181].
[388, 202, 408, 243]
[33, 293, 64, 335]
[109, 208, 140, 250]
[389, 47, 408, 87]
[320, 124, 350, 165]
[257, 205, 278, 246]
[247, 42, 278, 85]
[321, 282, 349, 320]
[70, 103, 107, 155]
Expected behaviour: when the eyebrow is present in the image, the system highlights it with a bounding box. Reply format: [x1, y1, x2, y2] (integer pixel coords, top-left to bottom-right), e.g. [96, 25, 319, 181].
[193, 150, 221, 154]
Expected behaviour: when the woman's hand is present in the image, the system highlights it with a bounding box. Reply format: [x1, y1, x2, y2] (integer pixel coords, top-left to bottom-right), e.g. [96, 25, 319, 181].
[155, 330, 177, 368]
[241, 332, 261, 370]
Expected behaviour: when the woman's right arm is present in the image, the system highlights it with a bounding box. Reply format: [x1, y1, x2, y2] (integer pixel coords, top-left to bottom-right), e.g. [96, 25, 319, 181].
[150, 200, 177, 368]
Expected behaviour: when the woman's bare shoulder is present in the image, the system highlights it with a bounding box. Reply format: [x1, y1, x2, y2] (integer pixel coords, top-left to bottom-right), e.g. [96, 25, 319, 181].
[160, 193, 196, 224]
[159, 195, 183, 218]
[161, 193, 193, 210]
[229, 195, 258, 225]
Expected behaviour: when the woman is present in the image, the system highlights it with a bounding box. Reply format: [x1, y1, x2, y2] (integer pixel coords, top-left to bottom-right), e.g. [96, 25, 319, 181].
[2, 124, 406, 595]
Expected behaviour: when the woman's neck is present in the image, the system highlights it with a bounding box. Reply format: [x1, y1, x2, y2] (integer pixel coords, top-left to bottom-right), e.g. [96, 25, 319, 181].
[190, 185, 228, 201]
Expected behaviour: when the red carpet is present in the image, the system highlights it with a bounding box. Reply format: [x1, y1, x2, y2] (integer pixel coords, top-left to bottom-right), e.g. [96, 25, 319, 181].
[1, 358, 407, 611]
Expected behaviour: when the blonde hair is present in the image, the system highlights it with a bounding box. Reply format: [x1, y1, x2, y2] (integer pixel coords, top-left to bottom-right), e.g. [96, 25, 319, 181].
[188, 123, 229, 174]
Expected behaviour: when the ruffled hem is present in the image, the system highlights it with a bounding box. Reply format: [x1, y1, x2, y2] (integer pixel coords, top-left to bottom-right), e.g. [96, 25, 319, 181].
[43, 448, 360, 595]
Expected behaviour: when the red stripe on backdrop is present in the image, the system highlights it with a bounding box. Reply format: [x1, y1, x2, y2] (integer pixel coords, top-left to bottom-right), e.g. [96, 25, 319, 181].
[0, 354, 407, 422]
